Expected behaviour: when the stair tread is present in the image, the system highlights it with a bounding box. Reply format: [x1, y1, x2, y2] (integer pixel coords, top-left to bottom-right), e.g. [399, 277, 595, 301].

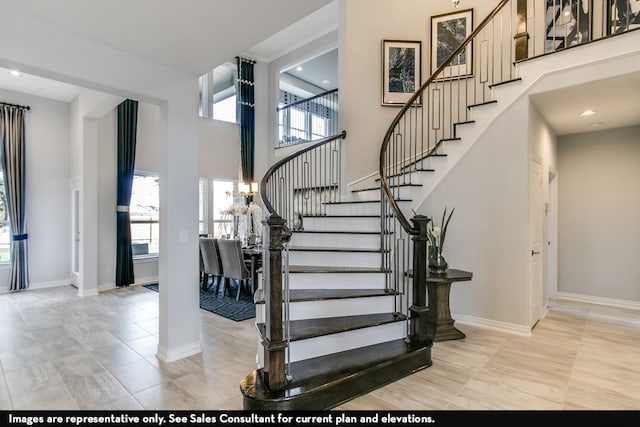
[255, 288, 399, 304]
[489, 77, 522, 88]
[288, 265, 388, 273]
[257, 312, 406, 342]
[241, 338, 431, 410]
[467, 99, 498, 109]
[288, 246, 386, 253]
[323, 199, 411, 205]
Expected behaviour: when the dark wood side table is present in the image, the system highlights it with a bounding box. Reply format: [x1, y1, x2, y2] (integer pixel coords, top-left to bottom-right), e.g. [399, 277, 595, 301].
[407, 268, 473, 342]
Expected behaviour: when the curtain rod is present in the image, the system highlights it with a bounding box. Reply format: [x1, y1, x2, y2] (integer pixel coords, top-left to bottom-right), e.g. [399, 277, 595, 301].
[0, 101, 30, 111]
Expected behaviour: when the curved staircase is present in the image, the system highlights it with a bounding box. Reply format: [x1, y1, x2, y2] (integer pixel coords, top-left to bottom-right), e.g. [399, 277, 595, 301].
[240, 0, 639, 410]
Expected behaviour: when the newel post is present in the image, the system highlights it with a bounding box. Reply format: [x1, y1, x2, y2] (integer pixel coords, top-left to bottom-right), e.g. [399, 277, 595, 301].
[261, 214, 290, 392]
[409, 215, 435, 344]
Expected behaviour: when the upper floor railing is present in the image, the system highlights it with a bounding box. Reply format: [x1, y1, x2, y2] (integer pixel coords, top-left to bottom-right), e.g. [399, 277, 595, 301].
[277, 89, 339, 148]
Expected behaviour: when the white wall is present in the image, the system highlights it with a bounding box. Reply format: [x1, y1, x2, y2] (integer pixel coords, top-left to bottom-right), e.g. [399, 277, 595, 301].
[0, 89, 71, 290]
[198, 118, 241, 181]
[558, 125, 640, 302]
[418, 97, 530, 328]
[97, 110, 116, 288]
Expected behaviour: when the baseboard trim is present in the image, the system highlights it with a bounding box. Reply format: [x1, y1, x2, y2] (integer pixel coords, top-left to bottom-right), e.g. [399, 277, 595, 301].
[454, 314, 532, 337]
[0, 279, 73, 295]
[26, 279, 70, 290]
[156, 341, 202, 363]
[556, 292, 640, 311]
[97, 276, 159, 292]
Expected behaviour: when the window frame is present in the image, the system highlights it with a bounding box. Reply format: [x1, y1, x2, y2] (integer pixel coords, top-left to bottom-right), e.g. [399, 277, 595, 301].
[129, 171, 160, 258]
[199, 177, 209, 236]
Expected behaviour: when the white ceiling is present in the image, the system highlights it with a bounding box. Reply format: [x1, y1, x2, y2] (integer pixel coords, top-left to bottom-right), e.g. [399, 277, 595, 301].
[0, 0, 336, 103]
[530, 71, 640, 136]
[0, 67, 79, 102]
[283, 48, 339, 92]
[0, 0, 334, 77]
[0, 0, 638, 138]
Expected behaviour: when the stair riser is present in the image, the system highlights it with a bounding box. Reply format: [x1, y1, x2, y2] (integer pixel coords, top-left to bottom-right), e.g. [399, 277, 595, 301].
[351, 186, 413, 202]
[350, 188, 381, 201]
[291, 232, 381, 249]
[323, 202, 381, 216]
[288, 251, 381, 268]
[288, 322, 406, 362]
[301, 216, 380, 232]
[259, 272, 387, 290]
[256, 295, 397, 321]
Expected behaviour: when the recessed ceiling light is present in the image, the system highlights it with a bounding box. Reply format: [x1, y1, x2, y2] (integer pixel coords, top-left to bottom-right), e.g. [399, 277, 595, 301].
[296, 66, 303, 72]
[9, 70, 21, 77]
[322, 79, 331, 85]
[579, 110, 596, 117]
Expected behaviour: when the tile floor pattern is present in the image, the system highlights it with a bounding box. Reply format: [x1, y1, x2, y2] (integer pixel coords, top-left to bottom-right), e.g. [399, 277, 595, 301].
[0, 285, 639, 410]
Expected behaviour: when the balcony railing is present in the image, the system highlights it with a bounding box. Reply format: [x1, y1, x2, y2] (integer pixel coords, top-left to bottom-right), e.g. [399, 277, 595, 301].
[277, 89, 338, 148]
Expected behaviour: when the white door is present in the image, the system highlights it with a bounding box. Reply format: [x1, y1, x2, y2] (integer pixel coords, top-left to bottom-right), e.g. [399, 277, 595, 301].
[529, 155, 544, 327]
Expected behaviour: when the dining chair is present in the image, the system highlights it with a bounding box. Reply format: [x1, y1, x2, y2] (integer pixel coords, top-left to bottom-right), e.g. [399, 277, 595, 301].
[217, 238, 252, 301]
[199, 237, 226, 295]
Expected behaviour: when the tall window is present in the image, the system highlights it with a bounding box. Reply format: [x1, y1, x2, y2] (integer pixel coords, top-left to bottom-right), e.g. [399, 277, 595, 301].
[212, 180, 244, 238]
[198, 62, 238, 123]
[0, 171, 9, 263]
[130, 173, 159, 256]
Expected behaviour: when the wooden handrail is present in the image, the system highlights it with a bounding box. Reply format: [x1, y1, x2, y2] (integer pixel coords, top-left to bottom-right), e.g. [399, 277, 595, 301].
[260, 130, 347, 216]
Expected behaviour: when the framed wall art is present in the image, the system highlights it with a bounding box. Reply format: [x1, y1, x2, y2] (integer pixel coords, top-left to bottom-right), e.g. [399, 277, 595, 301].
[382, 40, 422, 106]
[430, 8, 473, 79]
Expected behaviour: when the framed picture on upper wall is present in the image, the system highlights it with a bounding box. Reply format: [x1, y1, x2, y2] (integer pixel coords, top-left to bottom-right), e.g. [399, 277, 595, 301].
[607, 0, 640, 35]
[381, 40, 422, 106]
[545, 0, 593, 53]
[430, 8, 473, 80]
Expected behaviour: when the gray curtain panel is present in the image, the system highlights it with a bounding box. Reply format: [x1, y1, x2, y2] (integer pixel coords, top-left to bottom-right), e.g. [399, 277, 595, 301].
[0, 105, 29, 291]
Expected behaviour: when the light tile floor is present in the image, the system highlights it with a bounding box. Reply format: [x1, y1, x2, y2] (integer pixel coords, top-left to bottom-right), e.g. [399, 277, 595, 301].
[0, 285, 639, 411]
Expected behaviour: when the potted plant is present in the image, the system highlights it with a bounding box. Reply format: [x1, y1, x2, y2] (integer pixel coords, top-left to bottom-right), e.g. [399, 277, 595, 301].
[427, 207, 454, 274]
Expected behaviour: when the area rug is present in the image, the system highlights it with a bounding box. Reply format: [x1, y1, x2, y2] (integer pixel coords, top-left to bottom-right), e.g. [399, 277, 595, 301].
[144, 281, 255, 322]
